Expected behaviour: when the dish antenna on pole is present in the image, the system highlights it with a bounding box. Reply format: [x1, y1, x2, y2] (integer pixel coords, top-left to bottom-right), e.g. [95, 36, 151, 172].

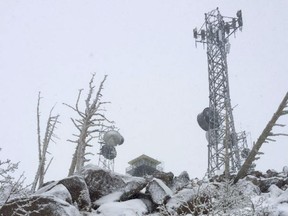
[98, 130, 124, 171]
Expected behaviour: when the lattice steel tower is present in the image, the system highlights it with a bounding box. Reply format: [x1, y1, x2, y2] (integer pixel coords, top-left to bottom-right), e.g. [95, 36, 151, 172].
[194, 8, 247, 177]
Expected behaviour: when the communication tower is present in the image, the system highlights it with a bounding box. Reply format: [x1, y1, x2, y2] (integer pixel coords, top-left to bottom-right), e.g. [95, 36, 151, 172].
[194, 8, 248, 176]
[98, 130, 124, 171]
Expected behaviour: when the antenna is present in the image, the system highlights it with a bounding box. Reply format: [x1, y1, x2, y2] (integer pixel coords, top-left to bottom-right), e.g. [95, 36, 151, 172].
[98, 130, 124, 171]
[195, 8, 247, 177]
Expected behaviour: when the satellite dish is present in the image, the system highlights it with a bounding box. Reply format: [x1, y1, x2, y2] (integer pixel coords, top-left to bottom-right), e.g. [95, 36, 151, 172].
[197, 107, 220, 131]
[103, 130, 124, 146]
[100, 144, 117, 160]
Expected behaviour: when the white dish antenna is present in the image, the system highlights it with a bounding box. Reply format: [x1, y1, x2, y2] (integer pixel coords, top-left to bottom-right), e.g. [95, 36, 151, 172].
[103, 130, 124, 146]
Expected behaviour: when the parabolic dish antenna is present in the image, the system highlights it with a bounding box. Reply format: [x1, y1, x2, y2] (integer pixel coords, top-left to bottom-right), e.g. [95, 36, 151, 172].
[100, 144, 117, 160]
[103, 130, 124, 146]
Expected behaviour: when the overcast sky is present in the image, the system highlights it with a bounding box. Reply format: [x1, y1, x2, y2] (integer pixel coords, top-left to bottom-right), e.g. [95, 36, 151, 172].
[0, 1, 287, 183]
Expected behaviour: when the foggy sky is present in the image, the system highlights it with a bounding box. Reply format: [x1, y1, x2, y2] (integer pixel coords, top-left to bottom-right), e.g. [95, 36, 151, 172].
[0, 0, 287, 183]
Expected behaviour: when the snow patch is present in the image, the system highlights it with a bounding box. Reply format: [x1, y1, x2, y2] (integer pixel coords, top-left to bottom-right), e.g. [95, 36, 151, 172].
[94, 199, 148, 216]
[94, 191, 123, 206]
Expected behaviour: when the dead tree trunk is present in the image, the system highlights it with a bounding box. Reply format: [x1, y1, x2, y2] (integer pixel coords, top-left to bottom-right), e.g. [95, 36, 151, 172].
[234, 92, 288, 183]
[32, 92, 59, 192]
[65, 74, 114, 176]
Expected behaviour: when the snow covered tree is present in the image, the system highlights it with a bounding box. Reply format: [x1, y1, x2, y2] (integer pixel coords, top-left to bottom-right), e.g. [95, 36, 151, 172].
[65, 74, 114, 176]
[31, 92, 60, 192]
[0, 148, 27, 206]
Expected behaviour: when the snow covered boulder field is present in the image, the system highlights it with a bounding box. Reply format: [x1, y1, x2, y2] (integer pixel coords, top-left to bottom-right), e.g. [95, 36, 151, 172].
[1, 165, 288, 215]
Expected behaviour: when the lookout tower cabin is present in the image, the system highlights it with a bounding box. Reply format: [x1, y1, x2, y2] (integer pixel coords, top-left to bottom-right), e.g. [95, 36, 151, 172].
[126, 154, 162, 177]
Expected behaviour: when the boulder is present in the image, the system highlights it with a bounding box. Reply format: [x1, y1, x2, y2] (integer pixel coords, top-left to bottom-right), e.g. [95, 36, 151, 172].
[249, 170, 264, 178]
[132, 193, 156, 213]
[58, 175, 91, 211]
[120, 176, 148, 201]
[80, 165, 125, 202]
[265, 169, 278, 178]
[259, 177, 284, 193]
[38, 184, 73, 204]
[146, 178, 173, 205]
[172, 171, 190, 192]
[0, 196, 80, 216]
[152, 171, 174, 188]
[165, 187, 209, 215]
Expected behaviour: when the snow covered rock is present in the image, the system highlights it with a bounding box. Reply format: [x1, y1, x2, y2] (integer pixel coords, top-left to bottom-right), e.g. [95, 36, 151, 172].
[172, 171, 190, 192]
[120, 176, 147, 201]
[165, 188, 199, 215]
[80, 165, 126, 202]
[259, 177, 286, 192]
[253, 184, 288, 215]
[0, 195, 80, 216]
[38, 184, 73, 204]
[146, 178, 173, 205]
[92, 175, 147, 208]
[249, 170, 265, 178]
[152, 171, 174, 188]
[265, 169, 279, 178]
[58, 175, 91, 211]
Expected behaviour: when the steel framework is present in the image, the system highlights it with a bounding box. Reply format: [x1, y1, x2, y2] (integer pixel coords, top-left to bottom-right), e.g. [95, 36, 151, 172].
[195, 8, 247, 176]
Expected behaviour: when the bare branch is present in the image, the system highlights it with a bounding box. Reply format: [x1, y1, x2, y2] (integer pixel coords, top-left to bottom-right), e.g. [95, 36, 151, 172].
[67, 139, 78, 143]
[234, 92, 288, 183]
[269, 133, 288, 137]
[274, 123, 286, 127]
[36, 92, 42, 162]
[265, 138, 276, 142]
[44, 157, 53, 176]
[71, 118, 82, 131]
[85, 74, 96, 111]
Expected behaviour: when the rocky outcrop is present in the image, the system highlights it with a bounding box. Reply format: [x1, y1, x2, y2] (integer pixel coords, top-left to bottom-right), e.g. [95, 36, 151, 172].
[1, 165, 288, 215]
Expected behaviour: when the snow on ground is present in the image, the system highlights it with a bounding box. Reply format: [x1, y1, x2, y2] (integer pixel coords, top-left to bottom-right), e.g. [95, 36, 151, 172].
[94, 191, 123, 206]
[89, 199, 148, 216]
[253, 184, 288, 215]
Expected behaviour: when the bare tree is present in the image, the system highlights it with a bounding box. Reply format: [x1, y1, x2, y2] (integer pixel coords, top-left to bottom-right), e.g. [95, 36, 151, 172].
[234, 92, 288, 183]
[31, 92, 59, 192]
[65, 74, 114, 176]
[0, 149, 27, 206]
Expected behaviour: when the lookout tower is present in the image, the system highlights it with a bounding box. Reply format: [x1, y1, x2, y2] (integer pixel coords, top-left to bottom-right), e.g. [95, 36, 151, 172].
[126, 154, 162, 177]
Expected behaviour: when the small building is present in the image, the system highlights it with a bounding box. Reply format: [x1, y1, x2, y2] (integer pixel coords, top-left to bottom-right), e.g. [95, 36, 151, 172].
[126, 154, 162, 177]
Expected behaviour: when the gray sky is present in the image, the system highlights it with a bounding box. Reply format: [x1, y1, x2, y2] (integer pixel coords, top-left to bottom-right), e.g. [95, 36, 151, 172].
[0, 1, 287, 183]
